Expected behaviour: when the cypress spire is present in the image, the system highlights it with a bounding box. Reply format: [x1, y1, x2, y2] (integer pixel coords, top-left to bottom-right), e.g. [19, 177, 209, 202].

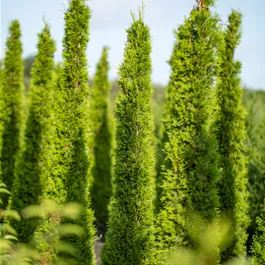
[215, 10, 249, 260]
[0, 20, 24, 206]
[90, 46, 113, 239]
[101, 10, 156, 265]
[35, 1, 95, 264]
[8, 23, 56, 243]
[156, 0, 221, 260]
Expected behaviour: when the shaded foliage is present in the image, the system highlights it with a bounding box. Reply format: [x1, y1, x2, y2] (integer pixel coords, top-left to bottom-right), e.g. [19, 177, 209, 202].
[90, 46, 113, 239]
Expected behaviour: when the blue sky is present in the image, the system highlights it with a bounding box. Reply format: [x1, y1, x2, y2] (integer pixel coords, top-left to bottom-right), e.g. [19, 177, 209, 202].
[1, 0, 264, 88]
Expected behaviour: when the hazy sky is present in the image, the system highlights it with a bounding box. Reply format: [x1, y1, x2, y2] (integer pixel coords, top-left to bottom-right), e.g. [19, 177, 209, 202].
[1, 0, 264, 88]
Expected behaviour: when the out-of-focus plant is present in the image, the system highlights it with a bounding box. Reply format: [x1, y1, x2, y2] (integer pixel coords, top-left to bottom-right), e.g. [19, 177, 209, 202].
[0, 180, 85, 265]
[166, 214, 250, 265]
[24, 200, 85, 265]
[0, 181, 37, 265]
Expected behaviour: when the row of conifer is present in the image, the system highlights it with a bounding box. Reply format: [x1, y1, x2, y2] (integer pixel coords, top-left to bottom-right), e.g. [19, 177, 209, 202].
[0, 0, 264, 264]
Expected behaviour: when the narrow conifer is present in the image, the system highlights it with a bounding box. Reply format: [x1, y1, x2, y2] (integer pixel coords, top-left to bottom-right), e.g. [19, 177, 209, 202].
[90, 46, 113, 238]
[35, 1, 95, 264]
[8, 23, 56, 242]
[215, 10, 249, 259]
[156, 0, 221, 259]
[0, 21, 24, 205]
[0, 61, 3, 166]
[101, 10, 156, 265]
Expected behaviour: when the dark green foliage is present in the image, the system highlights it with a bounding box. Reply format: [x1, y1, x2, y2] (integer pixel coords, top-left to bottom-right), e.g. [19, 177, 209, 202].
[0, 60, 3, 150]
[8, 23, 56, 243]
[35, 1, 95, 264]
[215, 10, 249, 259]
[23, 55, 35, 95]
[155, 1, 221, 259]
[23, 55, 35, 78]
[101, 11, 156, 265]
[243, 89, 265, 250]
[251, 200, 265, 265]
[90, 46, 113, 239]
[0, 20, 24, 206]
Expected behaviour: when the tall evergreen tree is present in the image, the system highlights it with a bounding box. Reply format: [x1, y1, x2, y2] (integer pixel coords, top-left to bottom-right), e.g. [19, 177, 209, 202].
[0, 20, 24, 205]
[35, 1, 95, 264]
[90, 46, 113, 239]
[101, 10, 156, 265]
[215, 10, 249, 260]
[0, 60, 3, 146]
[0, 61, 3, 176]
[8, 23, 56, 243]
[155, 0, 221, 260]
[251, 199, 265, 265]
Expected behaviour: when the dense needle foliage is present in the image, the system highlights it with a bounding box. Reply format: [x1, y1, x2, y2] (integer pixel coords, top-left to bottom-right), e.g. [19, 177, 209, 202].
[155, 0, 221, 260]
[90, 46, 113, 239]
[215, 10, 250, 260]
[251, 199, 265, 265]
[8, 23, 56, 243]
[0, 1, 264, 264]
[101, 10, 156, 265]
[244, 89, 265, 249]
[35, 0, 95, 264]
[0, 21, 24, 206]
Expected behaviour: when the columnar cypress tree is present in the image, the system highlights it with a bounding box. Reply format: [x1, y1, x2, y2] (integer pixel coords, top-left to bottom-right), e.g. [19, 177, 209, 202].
[0, 21, 24, 205]
[90, 46, 113, 238]
[0, 61, 3, 172]
[251, 199, 265, 265]
[8, 23, 56, 242]
[101, 10, 156, 265]
[215, 10, 249, 260]
[35, 1, 95, 264]
[155, 0, 221, 258]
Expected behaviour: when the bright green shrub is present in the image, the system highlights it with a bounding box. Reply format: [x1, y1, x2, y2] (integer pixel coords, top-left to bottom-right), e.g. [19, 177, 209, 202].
[35, 1, 95, 264]
[101, 10, 156, 265]
[8, 23, 56, 243]
[90, 46, 113, 238]
[215, 10, 250, 260]
[251, 200, 265, 265]
[0, 21, 24, 205]
[155, 0, 221, 259]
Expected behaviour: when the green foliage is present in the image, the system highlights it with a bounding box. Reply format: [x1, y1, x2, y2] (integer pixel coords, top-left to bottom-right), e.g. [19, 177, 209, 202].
[167, 215, 250, 265]
[8, 23, 56, 243]
[35, 1, 95, 264]
[30, 200, 86, 265]
[0, 181, 86, 265]
[0, 60, 3, 163]
[215, 10, 250, 260]
[251, 200, 265, 265]
[0, 182, 35, 265]
[155, 2, 221, 261]
[101, 10, 156, 265]
[23, 55, 35, 95]
[0, 20, 24, 205]
[243, 89, 265, 248]
[90, 46, 113, 238]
